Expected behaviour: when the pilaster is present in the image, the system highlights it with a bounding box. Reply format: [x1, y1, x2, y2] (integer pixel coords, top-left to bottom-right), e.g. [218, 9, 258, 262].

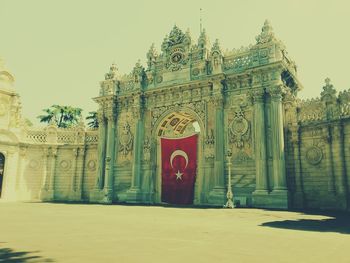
[208, 80, 226, 205]
[126, 94, 144, 202]
[40, 147, 57, 201]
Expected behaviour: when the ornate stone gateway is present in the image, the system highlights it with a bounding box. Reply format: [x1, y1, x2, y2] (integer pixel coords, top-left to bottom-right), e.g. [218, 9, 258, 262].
[2, 21, 350, 210]
[92, 21, 301, 209]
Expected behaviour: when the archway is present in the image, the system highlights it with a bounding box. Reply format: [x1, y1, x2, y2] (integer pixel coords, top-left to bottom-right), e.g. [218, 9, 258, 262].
[153, 108, 204, 205]
[0, 153, 5, 198]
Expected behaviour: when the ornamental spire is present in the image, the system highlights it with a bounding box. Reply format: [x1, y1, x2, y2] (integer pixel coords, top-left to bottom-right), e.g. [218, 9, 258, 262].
[321, 77, 337, 102]
[256, 19, 276, 44]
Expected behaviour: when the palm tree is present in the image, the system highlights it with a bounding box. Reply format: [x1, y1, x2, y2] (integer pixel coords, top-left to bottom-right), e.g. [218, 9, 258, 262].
[38, 105, 83, 128]
[86, 111, 99, 128]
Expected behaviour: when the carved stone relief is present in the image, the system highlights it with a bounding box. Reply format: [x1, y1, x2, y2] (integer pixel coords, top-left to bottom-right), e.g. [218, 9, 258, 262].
[229, 107, 250, 149]
[204, 129, 214, 160]
[119, 122, 134, 156]
[28, 159, 41, 170]
[87, 159, 97, 172]
[59, 160, 71, 171]
[305, 146, 323, 165]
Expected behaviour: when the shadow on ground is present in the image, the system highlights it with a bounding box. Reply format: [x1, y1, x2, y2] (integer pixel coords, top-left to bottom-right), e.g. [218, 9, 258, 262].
[0, 247, 54, 262]
[261, 210, 350, 235]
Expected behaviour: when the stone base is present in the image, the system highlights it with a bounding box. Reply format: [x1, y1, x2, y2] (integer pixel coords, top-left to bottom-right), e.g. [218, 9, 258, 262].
[126, 187, 143, 203]
[252, 189, 289, 209]
[40, 189, 54, 201]
[208, 187, 226, 206]
[68, 191, 82, 202]
[89, 189, 105, 203]
[141, 192, 154, 204]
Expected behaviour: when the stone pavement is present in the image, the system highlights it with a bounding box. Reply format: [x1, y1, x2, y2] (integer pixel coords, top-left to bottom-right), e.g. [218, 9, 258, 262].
[0, 202, 349, 263]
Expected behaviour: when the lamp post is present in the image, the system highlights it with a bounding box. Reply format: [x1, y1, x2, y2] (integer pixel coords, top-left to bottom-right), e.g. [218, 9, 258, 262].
[224, 149, 234, 208]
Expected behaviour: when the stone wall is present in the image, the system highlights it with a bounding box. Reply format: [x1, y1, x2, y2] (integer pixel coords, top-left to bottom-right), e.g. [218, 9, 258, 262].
[286, 80, 350, 210]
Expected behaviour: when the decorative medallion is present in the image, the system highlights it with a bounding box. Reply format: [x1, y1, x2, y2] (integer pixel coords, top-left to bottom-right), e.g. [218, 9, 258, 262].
[29, 159, 40, 170]
[156, 75, 163, 83]
[59, 160, 71, 171]
[87, 160, 97, 171]
[229, 107, 250, 148]
[192, 68, 200, 76]
[306, 146, 323, 165]
[170, 118, 180, 126]
[119, 122, 134, 156]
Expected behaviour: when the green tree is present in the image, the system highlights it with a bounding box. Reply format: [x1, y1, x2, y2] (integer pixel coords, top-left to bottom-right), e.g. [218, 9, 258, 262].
[37, 105, 83, 128]
[86, 111, 99, 128]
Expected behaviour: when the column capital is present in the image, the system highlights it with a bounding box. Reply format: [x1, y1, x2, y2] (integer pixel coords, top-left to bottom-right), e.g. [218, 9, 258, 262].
[267, 85, 285, 100]
[249, 89, 265, 103]
[210, 93, 224, 108]
[97, 110, 105, 124]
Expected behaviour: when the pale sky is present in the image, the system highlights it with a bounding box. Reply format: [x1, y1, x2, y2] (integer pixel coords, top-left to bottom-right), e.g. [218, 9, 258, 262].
[1, 0, 349, 125]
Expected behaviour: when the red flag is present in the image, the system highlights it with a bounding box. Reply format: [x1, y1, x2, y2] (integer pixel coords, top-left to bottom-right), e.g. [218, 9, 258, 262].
[161, 134, 198, 205]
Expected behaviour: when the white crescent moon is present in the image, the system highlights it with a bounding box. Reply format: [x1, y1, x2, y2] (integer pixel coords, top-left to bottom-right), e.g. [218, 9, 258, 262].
[170, 150, 189, 169]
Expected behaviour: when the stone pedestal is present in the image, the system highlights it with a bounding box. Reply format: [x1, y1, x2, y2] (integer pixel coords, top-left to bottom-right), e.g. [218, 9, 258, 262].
[126, 187, 143, 202]
[40, 189, 54, 201]
[252, 190, 288, 209]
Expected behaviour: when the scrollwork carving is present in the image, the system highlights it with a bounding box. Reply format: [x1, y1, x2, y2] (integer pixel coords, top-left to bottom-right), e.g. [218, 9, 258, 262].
[305, 146, 323, 165]
[229, 107, 250, 149]
[118, 122, 133, 156]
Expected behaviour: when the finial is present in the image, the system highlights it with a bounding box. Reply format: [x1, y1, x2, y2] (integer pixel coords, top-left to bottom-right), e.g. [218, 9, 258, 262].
[325, 77, 331, 86]
[256, 19, 275, 44]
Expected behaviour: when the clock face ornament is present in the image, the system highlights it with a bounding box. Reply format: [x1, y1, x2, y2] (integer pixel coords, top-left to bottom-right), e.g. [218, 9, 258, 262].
[171, 52, 184, 64]
[166, 47, 187, 71]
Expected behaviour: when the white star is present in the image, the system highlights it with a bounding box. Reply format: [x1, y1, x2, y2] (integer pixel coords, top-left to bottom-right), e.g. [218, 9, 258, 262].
[175, 170, 183, 180]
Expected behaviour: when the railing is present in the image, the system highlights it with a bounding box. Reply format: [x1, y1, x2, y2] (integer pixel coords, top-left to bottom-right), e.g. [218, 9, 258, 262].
[25, 127, 98, 145]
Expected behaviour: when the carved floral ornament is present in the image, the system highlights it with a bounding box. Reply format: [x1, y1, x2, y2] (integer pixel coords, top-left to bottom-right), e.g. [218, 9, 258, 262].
[229, 107, 250, 149]
[119, 122, 133, 156]
[204, 129, 214, 159]
[59, 159, 71, 171]
[305, 146, 323, 165]
[29, 159, 41, 170]
[87, 159, 97, 171]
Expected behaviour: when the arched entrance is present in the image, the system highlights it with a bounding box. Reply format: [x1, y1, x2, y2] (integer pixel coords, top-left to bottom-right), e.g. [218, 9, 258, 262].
[153, 108, 204, 205]
[0, 153, 5, 198]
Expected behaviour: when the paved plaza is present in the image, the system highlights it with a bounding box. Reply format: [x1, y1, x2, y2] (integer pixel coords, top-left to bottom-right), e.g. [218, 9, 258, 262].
[0, 202, 349, 263]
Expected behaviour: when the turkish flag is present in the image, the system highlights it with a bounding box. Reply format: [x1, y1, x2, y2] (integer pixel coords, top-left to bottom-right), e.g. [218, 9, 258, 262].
[161, 134, 198, 205]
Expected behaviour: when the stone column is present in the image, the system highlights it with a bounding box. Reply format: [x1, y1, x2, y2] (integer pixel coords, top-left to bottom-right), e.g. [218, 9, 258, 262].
[127, 95, 144, 202]
[252, 89, 269, 192]
[208, 81, 226, 205]
[251, 89, 270, 206]
[268, 85, 288, 208]
[103, 109, 117, 203]
[95, 111, 107, 190]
